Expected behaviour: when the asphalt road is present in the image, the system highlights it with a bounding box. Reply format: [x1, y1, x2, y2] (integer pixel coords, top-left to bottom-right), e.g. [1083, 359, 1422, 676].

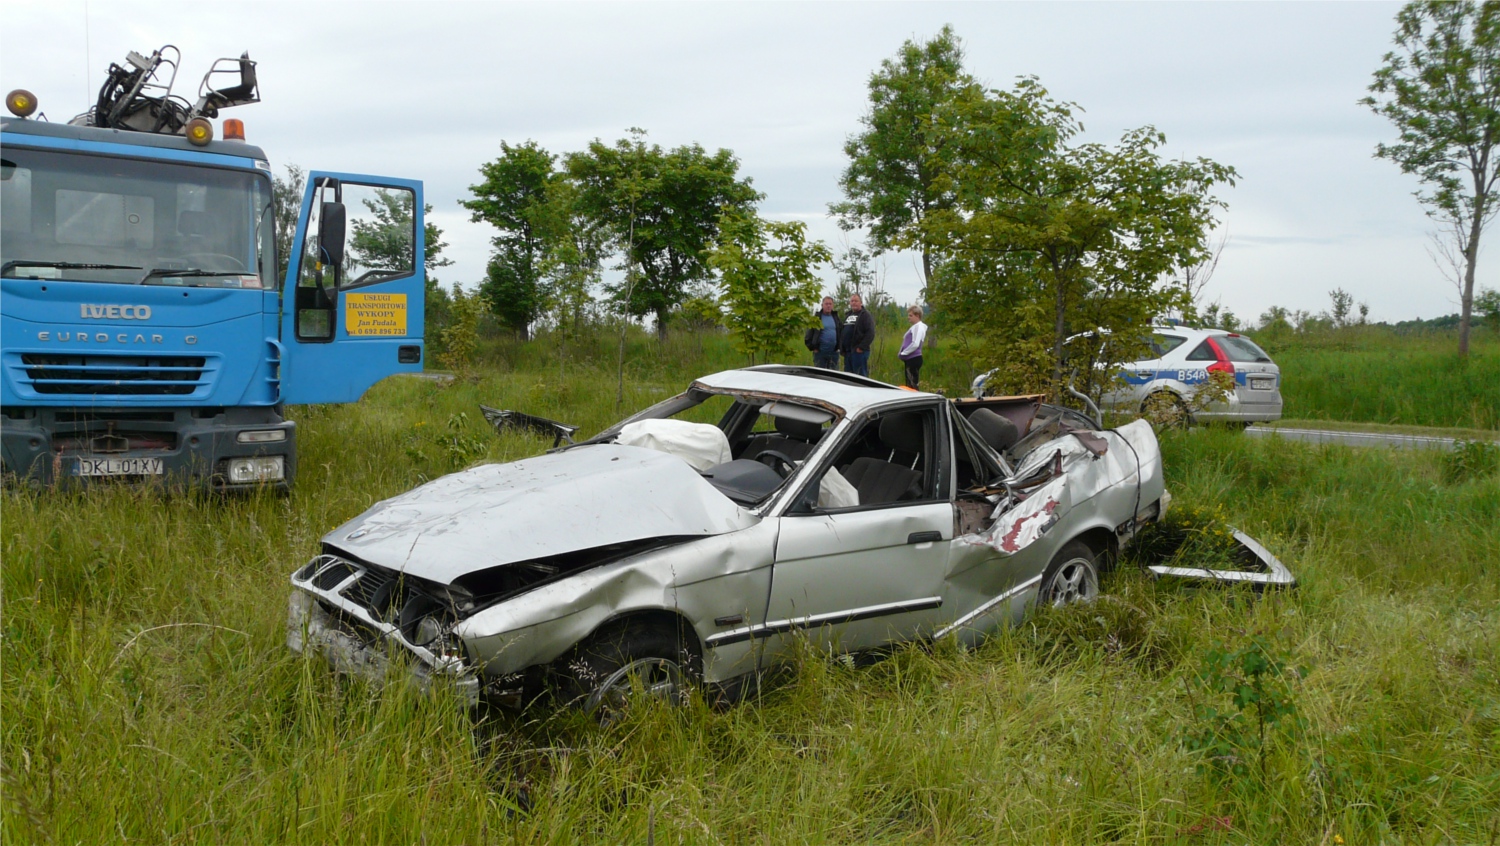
[1244, 426, 1466, 450]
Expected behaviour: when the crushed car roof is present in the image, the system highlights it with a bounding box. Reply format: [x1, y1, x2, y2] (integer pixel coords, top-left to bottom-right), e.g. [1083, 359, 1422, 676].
[694, 366, 936, 416]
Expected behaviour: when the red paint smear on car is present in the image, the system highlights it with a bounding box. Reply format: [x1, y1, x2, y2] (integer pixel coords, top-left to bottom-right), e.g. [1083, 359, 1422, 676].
[999, 498, 1059, 552]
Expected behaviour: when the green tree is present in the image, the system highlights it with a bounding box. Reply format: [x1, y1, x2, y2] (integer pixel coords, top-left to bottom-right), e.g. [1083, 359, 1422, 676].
[709, 212, 832, 364]
[1476, 285, 1500, 329]
[832, 25, 974, 290]
[462, 141, 555, 339]
[271, 163, 305, 283]
[347, 190, 451, 278]
[533, 177, 605, 335]
[567, 130, 761, 338]
[437, 284, 484, 374]
[923, 78, 1236, 397]
[672, 291, 724, 333]
[1364, 0, 1500, 356]
[831, 243, 876, 302]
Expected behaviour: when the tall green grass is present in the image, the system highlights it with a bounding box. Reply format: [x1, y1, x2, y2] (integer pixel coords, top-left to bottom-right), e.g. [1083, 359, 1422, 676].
[3, 335, 1497, 843]
[1256, 326, 1498, 430]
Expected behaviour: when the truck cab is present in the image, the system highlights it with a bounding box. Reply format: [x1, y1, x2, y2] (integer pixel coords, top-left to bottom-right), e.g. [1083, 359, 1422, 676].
[1, 112, 425, 489]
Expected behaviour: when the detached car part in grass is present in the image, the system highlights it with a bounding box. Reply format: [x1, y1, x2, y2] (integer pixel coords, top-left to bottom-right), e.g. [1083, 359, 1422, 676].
[288, 366, 1289, 712]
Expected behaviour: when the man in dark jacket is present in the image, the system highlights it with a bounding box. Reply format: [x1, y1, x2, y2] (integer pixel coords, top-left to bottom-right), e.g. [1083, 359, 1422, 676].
[839, 293, 876, 377]
[806, 296, 842, 369]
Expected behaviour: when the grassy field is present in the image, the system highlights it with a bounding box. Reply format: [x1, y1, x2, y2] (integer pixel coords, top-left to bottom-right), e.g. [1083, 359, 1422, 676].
[1254, 326, 1499, 431]
[3, 329, 1498, 843]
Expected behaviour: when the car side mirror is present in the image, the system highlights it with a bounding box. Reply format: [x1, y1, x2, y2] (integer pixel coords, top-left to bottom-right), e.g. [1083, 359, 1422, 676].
[788, 484, 820, 515]
[318, 201, 346, 269]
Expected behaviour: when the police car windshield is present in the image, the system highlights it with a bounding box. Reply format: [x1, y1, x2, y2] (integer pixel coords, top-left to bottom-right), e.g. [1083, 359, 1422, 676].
[0, 148, 274, 289]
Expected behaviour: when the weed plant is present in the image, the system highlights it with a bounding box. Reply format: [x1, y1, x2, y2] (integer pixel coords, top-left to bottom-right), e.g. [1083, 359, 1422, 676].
[3, 328, 1498, 842]
[1128, 502, 1243, 570]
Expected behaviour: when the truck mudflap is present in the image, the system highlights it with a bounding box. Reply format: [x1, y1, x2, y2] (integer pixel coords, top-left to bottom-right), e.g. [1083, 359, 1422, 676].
[1146, 528, 1297, 590]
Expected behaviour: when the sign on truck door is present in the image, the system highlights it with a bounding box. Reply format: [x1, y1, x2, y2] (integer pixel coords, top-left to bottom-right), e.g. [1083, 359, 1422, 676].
[279, 172, 425, 405]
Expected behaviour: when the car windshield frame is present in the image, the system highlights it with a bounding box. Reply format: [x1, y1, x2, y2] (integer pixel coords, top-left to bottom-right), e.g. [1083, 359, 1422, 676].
[0, 146, 275, 289]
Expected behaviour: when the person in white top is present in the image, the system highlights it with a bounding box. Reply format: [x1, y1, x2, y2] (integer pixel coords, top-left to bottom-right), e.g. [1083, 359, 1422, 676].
[898, 304, 928, 389]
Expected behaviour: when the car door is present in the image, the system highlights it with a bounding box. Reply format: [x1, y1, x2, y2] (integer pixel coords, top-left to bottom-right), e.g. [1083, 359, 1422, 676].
[760, 402, 952, 663]
[278, 172, 425, 404]
[932, 403, 1052, 644]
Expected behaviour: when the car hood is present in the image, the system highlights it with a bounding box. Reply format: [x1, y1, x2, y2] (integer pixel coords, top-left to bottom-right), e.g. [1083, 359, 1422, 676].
[323, 443, 758, 584]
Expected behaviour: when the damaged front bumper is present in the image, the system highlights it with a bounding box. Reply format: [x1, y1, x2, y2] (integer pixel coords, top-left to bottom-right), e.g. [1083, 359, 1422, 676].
[286, 566, 481, 707]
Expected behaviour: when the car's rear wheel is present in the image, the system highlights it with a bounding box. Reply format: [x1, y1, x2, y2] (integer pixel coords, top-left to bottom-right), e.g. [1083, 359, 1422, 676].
[560, 621, 697, 721]
[1038, 540, 1101, 607]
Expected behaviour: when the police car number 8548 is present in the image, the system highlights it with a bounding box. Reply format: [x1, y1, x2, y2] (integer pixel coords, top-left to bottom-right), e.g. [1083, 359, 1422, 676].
[77, 457, 164, 476]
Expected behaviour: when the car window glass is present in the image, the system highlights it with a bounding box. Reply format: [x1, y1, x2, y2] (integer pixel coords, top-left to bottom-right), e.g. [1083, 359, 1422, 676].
[342, 183, 416, 288]
[1217, 335, 1272, 362]
[1150, 334, 1186, 358]
[1185, 340, 1218, 362]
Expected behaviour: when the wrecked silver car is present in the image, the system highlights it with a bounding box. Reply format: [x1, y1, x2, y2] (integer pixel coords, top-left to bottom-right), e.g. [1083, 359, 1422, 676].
[288, 366, 1174, 711]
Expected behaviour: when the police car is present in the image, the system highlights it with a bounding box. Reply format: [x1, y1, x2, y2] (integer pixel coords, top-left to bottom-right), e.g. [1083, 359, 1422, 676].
[1101, 326, 1282, 425]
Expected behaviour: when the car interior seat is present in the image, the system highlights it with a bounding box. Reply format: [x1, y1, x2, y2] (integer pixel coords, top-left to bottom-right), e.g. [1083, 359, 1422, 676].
[841, 412, 926, 504]
[741, 415, 822, 463]
[966, 408, 1021, 453]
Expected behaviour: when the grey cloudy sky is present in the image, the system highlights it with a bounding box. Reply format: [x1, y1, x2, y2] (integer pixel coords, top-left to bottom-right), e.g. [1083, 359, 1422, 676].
[2, 1, 1480, 323]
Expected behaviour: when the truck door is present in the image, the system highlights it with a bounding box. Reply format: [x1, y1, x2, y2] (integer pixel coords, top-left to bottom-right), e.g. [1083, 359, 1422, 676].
[278, 172, 425, 404]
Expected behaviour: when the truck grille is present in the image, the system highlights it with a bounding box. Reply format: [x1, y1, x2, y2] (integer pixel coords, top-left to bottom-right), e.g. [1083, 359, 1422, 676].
[19, 353, 209, 396]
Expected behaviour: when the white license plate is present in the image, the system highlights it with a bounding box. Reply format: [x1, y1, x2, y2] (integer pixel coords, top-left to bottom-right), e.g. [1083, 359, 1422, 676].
[77, 457, 164, 476]
[1250, 376, 1276, 390]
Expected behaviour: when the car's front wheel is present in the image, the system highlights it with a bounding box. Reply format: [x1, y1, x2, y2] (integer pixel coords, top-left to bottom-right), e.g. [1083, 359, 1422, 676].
[560, 621, 697, 720]
[1038, 540, 1101, 607]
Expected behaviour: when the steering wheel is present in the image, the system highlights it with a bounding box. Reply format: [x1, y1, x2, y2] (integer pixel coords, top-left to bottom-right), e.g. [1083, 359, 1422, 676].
[179, 252, 247, 272]
[757, 449, 800, 479]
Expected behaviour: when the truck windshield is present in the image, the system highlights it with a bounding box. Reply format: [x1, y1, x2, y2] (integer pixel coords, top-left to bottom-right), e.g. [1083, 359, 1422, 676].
[0, 148, 275, 289]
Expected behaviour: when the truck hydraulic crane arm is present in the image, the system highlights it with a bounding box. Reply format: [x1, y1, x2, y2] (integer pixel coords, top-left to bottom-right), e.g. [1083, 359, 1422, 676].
[71, 45, 259, 138]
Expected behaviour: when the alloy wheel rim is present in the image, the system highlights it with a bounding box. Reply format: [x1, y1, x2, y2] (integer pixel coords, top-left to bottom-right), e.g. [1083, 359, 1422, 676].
[1049, 557, 1099, 607]
[585, 657, 686, 717]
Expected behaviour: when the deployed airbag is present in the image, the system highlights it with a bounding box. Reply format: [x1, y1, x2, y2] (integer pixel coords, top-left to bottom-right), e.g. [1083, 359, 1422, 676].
[617, 418, 733, 471]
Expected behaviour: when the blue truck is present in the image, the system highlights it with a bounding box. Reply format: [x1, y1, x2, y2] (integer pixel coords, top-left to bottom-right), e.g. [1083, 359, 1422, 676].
[1, 47, 426, 490]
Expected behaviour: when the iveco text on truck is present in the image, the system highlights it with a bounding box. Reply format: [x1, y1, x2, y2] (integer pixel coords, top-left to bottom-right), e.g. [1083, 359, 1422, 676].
[1, 46, 427, 490]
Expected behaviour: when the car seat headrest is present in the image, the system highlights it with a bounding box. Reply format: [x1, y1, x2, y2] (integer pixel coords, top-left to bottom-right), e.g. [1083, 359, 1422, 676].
[878, 411, 925, 454]
[774, 415, 823, 443]
[968, 408, 1020, 452]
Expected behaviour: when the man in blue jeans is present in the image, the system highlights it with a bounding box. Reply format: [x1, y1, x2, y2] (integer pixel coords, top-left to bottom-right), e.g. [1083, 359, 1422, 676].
[839, 293, 875, 377]
[812, 296, 841, 369]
